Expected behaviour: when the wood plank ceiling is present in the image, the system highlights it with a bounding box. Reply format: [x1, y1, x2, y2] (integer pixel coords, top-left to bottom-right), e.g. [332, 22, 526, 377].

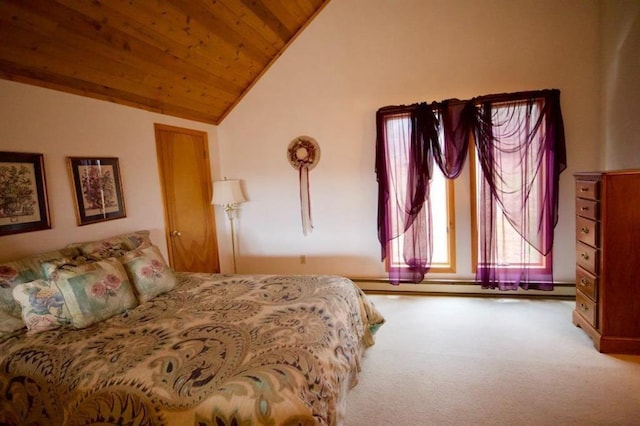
[0, 0, 330, 124]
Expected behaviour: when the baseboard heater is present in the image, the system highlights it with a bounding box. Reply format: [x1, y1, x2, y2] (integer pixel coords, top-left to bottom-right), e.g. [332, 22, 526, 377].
[348, 277, 576, 299]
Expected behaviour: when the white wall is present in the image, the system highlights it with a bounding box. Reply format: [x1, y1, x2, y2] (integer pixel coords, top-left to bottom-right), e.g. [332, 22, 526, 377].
[218, 0, 601, 282]
[0, 80, 220, 262]
[601, 0, 640, 169]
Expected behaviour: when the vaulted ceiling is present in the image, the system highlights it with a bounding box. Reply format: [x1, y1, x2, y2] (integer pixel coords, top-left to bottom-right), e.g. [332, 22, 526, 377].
[0, 0, 330, 124]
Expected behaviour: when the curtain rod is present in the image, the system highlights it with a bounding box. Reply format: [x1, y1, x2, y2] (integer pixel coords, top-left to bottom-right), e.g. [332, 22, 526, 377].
[377, 88, 559, 114]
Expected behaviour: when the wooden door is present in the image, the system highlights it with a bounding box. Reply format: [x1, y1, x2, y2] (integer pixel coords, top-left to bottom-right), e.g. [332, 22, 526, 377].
[154, 124, 219, 272]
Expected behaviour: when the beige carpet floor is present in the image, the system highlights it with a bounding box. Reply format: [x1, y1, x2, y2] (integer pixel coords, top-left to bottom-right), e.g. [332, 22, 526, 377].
[345, 294, 640, 426]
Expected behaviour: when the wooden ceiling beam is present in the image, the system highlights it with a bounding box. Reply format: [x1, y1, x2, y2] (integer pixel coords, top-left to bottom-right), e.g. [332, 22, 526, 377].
[0, 8, 242, 120]
[0, 26, 232, 117]
[105, 0, 267, 71]
[219, 1, 289, 49]
[239, 0, 292, 41]
[32, 1, 246, 96]
[0, 59, 220, 123]
[0, 0, 331, 124]
[168, 0, 276, 64]
[54, 0, 259, 85]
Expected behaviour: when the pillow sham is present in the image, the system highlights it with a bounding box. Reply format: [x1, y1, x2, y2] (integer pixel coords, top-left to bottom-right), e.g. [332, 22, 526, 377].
[12, 279, 72, 335]
[119, 244, 176, 303]
[76, 241, 129, 260]
[41, 254, 101, 278]
[0, 309, 26, 338]
[0, 247, 81, 318]
[52, 257, 138, 329]
[68, 230, 152, 259]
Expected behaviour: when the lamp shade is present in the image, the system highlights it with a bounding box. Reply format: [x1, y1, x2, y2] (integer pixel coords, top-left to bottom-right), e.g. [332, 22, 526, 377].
[212, 179, 247, 206]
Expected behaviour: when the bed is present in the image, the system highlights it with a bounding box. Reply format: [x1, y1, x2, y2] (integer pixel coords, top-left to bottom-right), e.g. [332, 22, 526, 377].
[0, 232, 384, 425]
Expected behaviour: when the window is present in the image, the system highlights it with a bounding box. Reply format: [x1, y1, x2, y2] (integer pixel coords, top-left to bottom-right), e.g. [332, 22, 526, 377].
[469, 99, 553, 281]
[383, 113, 455, 273]
[470, 148, 546, 270]
[376, 90, 565, 288]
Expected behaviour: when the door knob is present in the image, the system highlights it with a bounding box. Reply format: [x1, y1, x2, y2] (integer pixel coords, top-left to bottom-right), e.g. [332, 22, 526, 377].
[171, 230, 182, 237]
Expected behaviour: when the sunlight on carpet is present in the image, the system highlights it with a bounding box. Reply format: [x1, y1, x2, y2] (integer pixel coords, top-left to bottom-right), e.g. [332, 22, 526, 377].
[346, 295, 640, 426]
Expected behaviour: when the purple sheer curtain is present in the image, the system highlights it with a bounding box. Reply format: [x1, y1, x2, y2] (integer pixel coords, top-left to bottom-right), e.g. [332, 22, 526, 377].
[376, 102, 471, 283]
[473, 90, 566, 289]
[376, 89, 566, 288]
[376, 104, 437, 283]
[433, 100, 475, 179]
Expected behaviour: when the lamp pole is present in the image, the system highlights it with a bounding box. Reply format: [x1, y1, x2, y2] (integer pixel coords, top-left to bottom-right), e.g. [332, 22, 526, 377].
[212, 179, 246, 275]
[225, 204, 238, 274]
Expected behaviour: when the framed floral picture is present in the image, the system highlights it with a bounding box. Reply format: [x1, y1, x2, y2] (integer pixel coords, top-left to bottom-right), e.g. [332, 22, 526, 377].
[67, 157, 126, 225]
[0, 152, 51, 236]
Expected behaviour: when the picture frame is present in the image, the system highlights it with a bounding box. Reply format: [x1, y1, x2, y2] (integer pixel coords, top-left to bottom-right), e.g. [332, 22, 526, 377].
[67, 157, 126, 226]
[0, 151, 51, 236]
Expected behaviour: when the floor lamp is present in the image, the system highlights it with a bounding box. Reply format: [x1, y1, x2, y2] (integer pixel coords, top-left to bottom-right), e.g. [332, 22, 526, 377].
[212, 179, 247, 274]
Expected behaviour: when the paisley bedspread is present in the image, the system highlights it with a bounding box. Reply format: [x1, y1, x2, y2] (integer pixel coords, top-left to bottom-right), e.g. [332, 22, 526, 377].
[0, 273, 384, 425]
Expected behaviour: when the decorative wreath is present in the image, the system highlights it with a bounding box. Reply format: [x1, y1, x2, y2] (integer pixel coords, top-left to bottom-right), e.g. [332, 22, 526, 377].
[287, 136, 320, 170]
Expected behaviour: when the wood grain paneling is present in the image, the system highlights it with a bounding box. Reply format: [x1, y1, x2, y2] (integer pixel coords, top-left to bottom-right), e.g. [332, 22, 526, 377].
[572, 171, 640, 354]
[0, 0, 330, 124]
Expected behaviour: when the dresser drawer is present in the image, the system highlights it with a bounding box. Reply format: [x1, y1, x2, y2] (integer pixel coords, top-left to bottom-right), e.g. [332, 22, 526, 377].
[576, 266, 598, 301]
[576, 291, 597, 328]
[575, 179, 600, 201]
[576, 216, 599, 248]
[576, 198, 599, 220]
[576, 242, 598, 274]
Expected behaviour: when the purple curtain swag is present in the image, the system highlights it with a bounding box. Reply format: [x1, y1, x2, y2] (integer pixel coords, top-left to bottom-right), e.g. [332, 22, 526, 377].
[376, 89, 567, 289]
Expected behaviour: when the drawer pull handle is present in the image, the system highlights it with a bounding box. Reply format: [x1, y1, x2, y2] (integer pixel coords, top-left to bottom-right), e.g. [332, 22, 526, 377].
[580, 227, 589, 234]
[579, 278, 588, 286]
[580, 187, 589, 192]
[580, 253, 589, 260]
[580, 207, 589, 211]
[580, 303, 589, 311]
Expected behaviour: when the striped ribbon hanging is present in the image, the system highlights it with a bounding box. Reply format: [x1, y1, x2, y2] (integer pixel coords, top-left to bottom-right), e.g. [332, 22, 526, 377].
[287, 136, 320, 236]
[299, 164, 313, 235]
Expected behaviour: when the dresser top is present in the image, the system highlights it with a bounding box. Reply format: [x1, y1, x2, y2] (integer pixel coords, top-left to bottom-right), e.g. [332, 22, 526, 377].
[574, 169, 640, 179]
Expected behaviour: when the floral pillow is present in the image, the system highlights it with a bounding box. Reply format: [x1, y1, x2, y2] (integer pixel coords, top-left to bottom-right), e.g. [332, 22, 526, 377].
[0, 247, 80, 318]
[51, 257, 138, 329]
[120, 245, 176, 303]
[12, 279, 72, 335]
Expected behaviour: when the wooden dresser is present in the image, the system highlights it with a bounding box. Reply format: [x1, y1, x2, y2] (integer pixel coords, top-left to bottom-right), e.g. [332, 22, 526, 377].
[572, 170, 640, 354]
